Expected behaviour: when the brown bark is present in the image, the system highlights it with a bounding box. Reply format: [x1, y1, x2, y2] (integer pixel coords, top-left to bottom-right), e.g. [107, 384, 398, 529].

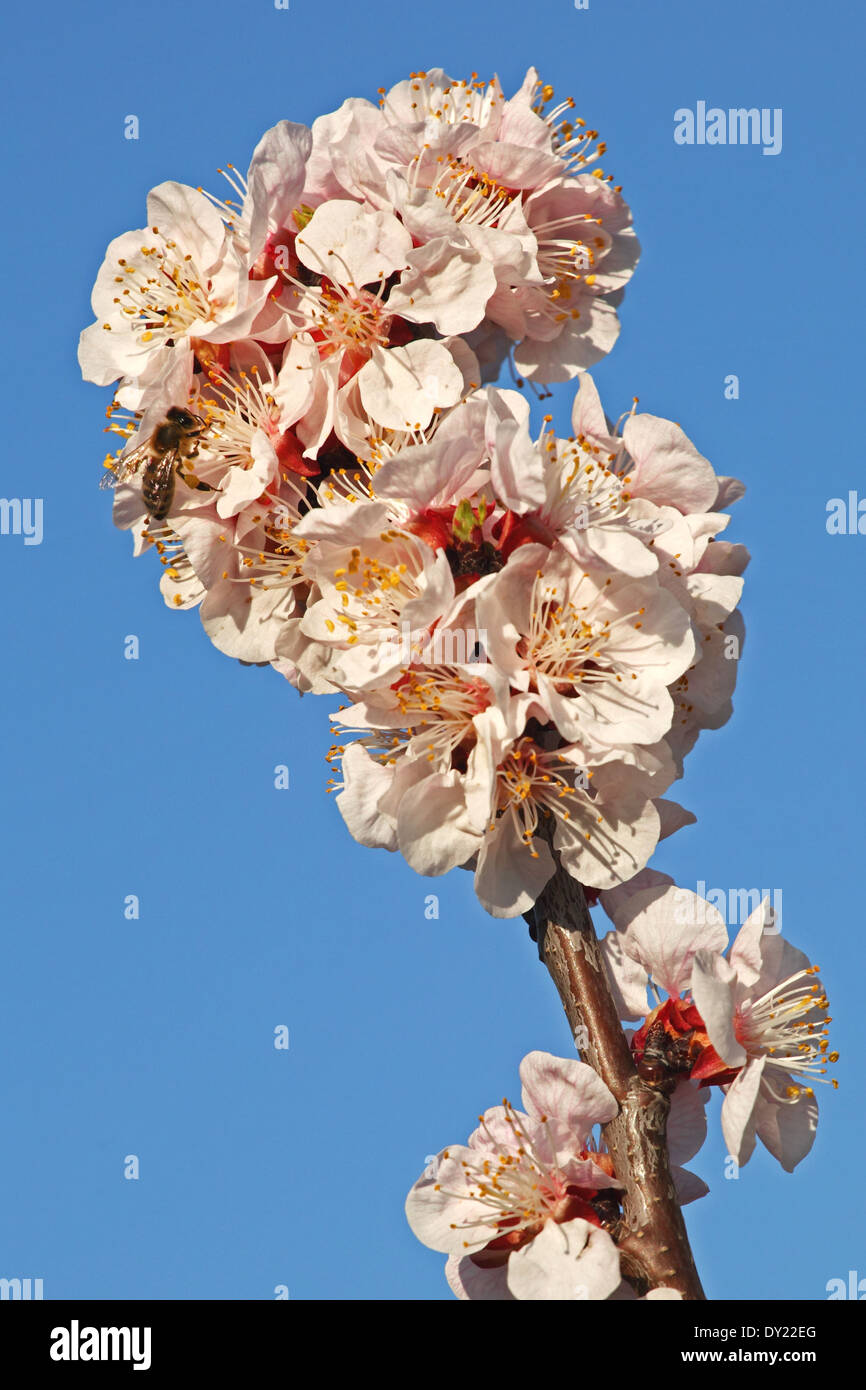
[525, 859, 706, 1300]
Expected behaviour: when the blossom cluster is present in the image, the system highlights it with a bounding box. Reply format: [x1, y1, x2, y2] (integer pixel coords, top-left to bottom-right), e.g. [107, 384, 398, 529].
[80, 66, 746, 917]
[81, 62, 835, 1304]
[407, 1049, 701, 1301]
[597, 880, 837, 1172]
[408, 887, 836, 1299]
[325, 378, 746, 916]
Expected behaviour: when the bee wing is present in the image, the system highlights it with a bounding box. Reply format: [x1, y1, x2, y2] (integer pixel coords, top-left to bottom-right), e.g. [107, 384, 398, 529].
[99, 439, 152, 491]
[148, 450, 180, 489]
[143, 447, 184, 520]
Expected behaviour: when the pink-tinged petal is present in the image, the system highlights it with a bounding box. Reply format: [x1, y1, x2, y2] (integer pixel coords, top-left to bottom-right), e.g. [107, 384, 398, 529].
[655, 799, 697, 841]
[308, 98, 387, 204]
[598, 869, 676, 930]
[506, 1219, 621, 1301]
[670, 1165, 709, 1206]
[197, 277, 279, 345]
[293, 500, 390, 542]
[273, 619, 340, 696]
[440, 334, 482, 395]
[357, 340, 463, 430]
[274, 337, 319, 423]
[405, 1148, 499, 1255]
[690, 950, 746, 1067]
[622, 414, 718, 513]
[747, 932, 814, 1006]
[459, 218, 538, 282]
[467, 1105, 522, 1154]
[169, 513, 229, 590]
[295, 200, 412, 287]
[753, 1077, 818, 1172]
[397, 773, 482, 876]
[715, 476, 746, 509]
[696, 539, 750, 577]
[720, 1058, 765, 1167]
[570, 371, 614, 442]
[555, 1148, 623, 1193]
[78, 320, 144, 389]
[158, 563, 203, 611]
[145, 182, 227, 270]
[469, 140, 564, 189]
[666, 1080, 709, 1165]
[484, 389, 546, 512]
[581, 525, 659, 578]
[485, 283, 529, 338]
[246, 120, 312, 263]
[599, 930, 650, 1021]
[514, 295, 620, 383]
[473, 542, 550, 682]
[445, 1254, 514, 1301]
[728, 897, 777, 988]
[199, 575, 295, 664]
[296, 354, 339, 458]
[374, 438, 483, 511]
[554, 776, 660, 892]
[474, 816, 555, 918]
[334, 743, 398, 852]
[519, 1052, 618, 1133]
[388, 238, 498, 335]
[376, 755, 437, 825]
[387, 174, 461, 242]
[686, 572, 744, 626]
[538, 669, 673, 751]
[623, 886, 728, 998]
[499, 86, 549, 151]
[215, 429, 276, 519]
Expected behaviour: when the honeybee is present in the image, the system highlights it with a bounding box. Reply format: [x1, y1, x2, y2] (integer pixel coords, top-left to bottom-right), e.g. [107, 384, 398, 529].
[100, 407, 207, 521]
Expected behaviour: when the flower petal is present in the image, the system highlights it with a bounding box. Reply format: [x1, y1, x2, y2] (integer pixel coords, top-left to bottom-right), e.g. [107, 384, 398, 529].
[753, 1075, 818, 1172]
[623, 886, 728, 999]
[519, 1052, 618, 1133]
[506, 1219, 621, 1301]
[690, 949, 747, 1067]
[666, 1079, 709, 1165]
[720, 1059, 765, 1167]
[445, 1254, 514, 1301]
[295, 200, 411, 287]
[357, 340, 463, 430]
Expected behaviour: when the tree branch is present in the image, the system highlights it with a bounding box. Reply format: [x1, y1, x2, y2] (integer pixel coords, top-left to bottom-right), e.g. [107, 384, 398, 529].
[525, 858, 706, 1301]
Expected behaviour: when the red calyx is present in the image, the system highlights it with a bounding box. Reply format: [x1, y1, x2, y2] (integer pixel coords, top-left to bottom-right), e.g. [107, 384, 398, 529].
[494, 509, 556, 559]
[386, 315, 416, 348]
[406, 507, 456, 551]
[249, 228, 300, 283]
[274, 429, 319, 479]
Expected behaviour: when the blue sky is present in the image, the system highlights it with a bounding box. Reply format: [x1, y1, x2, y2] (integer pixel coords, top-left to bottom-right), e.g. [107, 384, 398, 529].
[0, 0, 862, 1300]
